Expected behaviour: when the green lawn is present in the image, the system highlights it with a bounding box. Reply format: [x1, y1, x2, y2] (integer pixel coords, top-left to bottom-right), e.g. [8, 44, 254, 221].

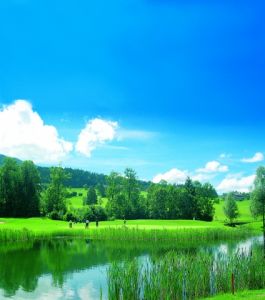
[67, 187, 108, 207]
[67, 187, 86, 208]
[214, 200, 253, 222]
[202, 289, 265, 299]
[0, 217, 226, 232]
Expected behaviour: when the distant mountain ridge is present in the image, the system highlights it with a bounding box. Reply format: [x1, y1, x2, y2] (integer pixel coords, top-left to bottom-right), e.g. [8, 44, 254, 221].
[0, 154, 151, 190]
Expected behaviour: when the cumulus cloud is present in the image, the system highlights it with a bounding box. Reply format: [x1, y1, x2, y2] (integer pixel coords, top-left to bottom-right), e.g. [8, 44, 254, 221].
[152, 168, 188, 184]
[241, 152, 264, 163]
[0, 100, 73, 163]
[217, 174, 256, 193]
[196, 161, 228, 173]
[75, 118, 118, 157]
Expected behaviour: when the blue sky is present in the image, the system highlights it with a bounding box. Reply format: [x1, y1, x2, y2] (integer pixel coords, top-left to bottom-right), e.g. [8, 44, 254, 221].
[0, 0, 264, 192]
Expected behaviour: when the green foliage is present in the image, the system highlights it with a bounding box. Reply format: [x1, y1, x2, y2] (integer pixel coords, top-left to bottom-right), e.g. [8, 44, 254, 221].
[147, 178, 216, 221]
[43, 167, 69, 218]
[86, 187, 97, 205]
[223, 193, 239, 224]
[0, 158, 41, 217]
[251, 166, 265, 220]
[20, 161, 41, 217]
[106, 169, 143, 219]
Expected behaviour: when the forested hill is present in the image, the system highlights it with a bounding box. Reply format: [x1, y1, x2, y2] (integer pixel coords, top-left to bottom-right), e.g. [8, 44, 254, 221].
[0, 154, 151, 190]
[0, 154, 21, 165]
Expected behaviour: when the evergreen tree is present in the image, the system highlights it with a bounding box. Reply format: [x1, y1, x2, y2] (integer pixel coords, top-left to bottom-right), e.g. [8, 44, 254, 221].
[0, 158, 22, 217]
[20, 161, 41, 217]
[86, 187, 97, 205]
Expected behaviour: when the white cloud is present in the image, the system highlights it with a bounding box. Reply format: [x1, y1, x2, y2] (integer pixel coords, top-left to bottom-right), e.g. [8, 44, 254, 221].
[196, 161, 228, 173]
[75, 118, 118, 157]
[152, 168, 188, 184]
[217, 174, 256, 193]
[0, 100, 73, 163]
[241, 152, 264, 163]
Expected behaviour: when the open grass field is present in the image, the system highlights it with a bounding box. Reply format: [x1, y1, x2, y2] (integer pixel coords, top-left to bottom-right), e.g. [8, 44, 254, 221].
[214, 200, 253, 222]
[202, 289, 265, 299]
[0, 217, 226, 232]
[67, 187, 86, 208]
[67, 187, 108, 207]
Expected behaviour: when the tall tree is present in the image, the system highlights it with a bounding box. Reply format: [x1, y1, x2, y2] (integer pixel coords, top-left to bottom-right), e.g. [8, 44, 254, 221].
[148, 182, 168, 219]
[251, 166, 265, 257]
[106, 172, 123, 218]
[86, 187, 98, 205]
[123, 168, 140, 218]
[20, 161, 41, 217]
[43, 167, 69, 217]
[183, 177, 197, 219]
[0, 158, 22, 217]
[223, 193, 239, 224]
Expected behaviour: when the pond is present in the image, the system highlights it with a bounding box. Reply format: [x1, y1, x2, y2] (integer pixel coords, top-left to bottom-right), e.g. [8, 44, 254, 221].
[0, 235, 263, 300]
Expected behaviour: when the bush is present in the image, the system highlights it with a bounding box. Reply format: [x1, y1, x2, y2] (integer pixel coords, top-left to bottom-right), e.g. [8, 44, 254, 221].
[63, 211, 77, 222]
[90, 205, 108, 221]
[48, 210, 63, 220]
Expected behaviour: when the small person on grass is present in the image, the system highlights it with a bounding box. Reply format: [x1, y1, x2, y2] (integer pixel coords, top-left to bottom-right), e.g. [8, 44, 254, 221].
[96, 218, 99, 227]
[69, 220, 72, 228]
[85, 219, 89, 229]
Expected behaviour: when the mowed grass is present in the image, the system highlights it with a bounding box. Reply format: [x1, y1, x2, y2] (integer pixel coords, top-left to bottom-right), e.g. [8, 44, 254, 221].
[202, 289, 265, 299]
[0, 218, 226, 233]
[214, 200, 253, 222]
[67, 187, 86, 208]
[67, 187, 108, 207]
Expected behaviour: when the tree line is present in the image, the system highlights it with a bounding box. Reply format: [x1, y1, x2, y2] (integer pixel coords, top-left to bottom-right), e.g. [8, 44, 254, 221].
[0, 157, 265, 228]
[106, 170, 218, 221]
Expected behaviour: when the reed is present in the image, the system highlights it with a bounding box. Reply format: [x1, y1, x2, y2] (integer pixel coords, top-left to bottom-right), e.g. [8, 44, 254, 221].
[108, 247, 265, 300]
[0, 226, 256, 243]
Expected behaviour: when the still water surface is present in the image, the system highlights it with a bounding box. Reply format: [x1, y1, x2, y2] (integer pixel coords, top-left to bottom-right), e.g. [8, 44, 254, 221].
[0, 236, 262, 300]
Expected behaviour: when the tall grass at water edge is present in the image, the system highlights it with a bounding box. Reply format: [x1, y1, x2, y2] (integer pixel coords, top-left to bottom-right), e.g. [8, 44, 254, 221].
[108, 247, 265, 300]
[0, 226, 257, 243]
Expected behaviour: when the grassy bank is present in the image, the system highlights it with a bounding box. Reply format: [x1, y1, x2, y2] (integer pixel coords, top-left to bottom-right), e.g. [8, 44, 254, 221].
[202, 289, 265, 299]
[108, 248, 265, 300]
[0, 217, 260, 243]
